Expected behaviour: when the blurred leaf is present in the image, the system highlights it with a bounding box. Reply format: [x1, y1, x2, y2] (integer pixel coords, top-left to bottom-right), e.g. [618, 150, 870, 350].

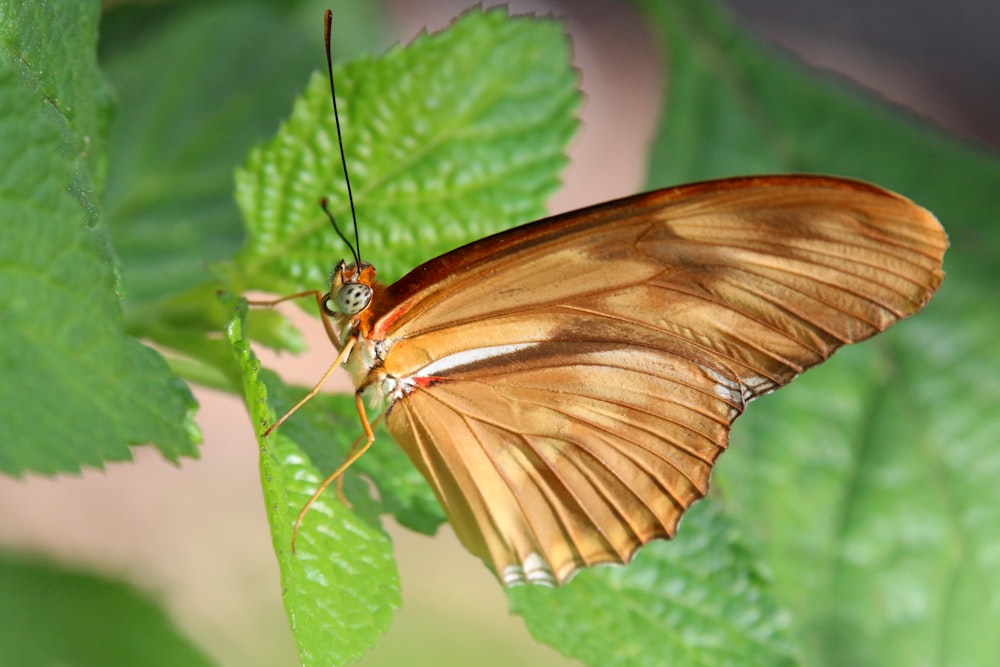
[635, 1, 1000, 666]
[0, 2, 199, 475]
[230, 6, 580, 296]
[511, 502, 801, 667]
[0, 552, 213, 667]
[224, 294, 400, 666]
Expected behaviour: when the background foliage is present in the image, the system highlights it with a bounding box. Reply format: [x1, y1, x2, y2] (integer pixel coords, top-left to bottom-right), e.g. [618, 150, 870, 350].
[0, 0, 997, 665]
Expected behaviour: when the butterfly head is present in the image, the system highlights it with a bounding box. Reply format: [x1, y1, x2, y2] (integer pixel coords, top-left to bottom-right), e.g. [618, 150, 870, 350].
[324, 259, 376, 317]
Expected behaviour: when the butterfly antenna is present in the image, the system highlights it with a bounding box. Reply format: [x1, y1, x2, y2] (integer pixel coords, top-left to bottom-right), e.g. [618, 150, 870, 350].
[320, 197, 358, 262]
[324, 9, 362, 267]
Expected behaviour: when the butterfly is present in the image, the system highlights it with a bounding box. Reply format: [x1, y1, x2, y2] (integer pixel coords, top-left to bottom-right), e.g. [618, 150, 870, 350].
[260, 11, 948, 587]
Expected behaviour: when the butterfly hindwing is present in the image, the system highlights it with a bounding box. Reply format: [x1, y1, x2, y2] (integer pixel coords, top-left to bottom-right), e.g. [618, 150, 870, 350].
[386, 342, 741, 584]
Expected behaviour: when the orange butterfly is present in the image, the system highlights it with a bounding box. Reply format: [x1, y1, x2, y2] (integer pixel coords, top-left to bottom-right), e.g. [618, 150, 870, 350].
[261, 11, 947, 586]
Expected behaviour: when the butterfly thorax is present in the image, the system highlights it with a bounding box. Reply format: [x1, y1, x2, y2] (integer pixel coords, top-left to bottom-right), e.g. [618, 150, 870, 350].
[343, 336, 389, 396]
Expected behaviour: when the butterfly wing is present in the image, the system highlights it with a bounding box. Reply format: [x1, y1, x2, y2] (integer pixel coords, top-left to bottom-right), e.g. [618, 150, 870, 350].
[368, 175, 947, 585]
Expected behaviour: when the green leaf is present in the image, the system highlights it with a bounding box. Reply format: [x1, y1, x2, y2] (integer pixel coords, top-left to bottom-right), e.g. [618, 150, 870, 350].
[0, 552, 213, 667]
[230, 6, 580, 296]
[0, 2, 199, 475]
[635, 1, 1000, 666]
[510, 502, 801, 667]
[224, 294, 400, 666]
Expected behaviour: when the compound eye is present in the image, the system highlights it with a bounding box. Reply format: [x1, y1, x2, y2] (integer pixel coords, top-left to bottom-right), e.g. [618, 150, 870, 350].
[335, 282, 373, 315]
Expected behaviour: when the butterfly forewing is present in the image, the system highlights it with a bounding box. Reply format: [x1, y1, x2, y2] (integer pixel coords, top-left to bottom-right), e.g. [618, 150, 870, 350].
[353, 175, 946, 585]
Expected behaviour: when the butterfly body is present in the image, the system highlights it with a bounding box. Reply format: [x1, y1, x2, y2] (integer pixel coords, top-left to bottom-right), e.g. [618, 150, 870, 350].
[316, 175, 946, 586]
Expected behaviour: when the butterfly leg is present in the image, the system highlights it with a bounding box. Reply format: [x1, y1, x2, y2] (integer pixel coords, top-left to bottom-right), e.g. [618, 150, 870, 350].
[247, 290, 341, 346]
[291, 390, 377, 552]
[333, 411, 387, 503]
[262, 336, 357, 437]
